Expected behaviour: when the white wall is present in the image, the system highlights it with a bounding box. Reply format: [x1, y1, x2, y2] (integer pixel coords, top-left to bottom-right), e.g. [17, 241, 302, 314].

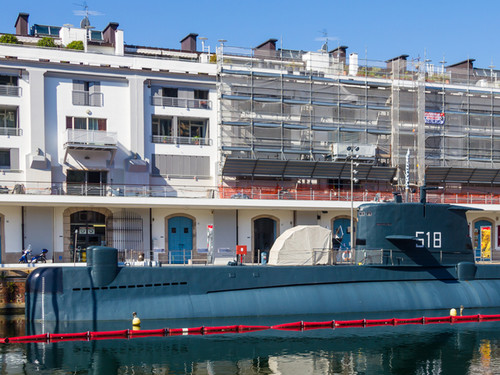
[0, 206, 22, 260]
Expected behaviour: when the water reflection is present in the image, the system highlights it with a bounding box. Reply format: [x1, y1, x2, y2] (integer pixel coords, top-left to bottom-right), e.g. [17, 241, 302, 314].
[0, 322, 496, 374]
[3, 313, 500, 374]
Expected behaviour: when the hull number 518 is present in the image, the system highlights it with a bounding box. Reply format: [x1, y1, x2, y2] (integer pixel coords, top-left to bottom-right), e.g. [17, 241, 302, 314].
[415, 232, 442, 248]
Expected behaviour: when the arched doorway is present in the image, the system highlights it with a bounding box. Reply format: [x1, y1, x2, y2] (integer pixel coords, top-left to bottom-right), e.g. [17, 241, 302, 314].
[332, 217, 351, 251]
[167, 216, 193, 264]
[474, 219, 493, 259]
[253, 216, 277, 263]
[70, 210, 106, 261]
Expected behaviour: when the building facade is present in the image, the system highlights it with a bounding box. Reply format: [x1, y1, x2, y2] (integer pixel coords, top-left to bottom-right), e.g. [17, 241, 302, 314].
[0, 12, 499, 264]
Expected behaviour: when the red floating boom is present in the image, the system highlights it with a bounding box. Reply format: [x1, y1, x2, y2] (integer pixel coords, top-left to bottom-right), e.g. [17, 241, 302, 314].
[3, 313, 500, 344]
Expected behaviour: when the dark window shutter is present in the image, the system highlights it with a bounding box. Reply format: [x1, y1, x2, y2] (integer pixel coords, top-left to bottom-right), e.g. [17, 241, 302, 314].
[66, 117, 73, 129]
[98, 119, 106, 131]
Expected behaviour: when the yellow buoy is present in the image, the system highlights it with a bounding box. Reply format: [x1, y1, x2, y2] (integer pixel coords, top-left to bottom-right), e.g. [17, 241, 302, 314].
[450, 308, 457, 317]
[132, 312, 141, 327]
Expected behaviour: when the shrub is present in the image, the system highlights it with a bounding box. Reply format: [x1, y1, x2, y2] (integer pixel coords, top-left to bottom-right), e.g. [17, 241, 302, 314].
[37, 37, 56, 48]
[0, 34, 19, 44]
[66, 40, 84, 50]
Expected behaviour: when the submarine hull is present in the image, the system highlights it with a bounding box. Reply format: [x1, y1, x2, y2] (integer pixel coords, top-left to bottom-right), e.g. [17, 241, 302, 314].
[25, 263, 500, 322]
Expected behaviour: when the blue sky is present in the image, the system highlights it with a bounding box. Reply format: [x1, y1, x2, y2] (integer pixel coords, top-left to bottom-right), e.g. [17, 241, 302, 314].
[0, 0, 499, 69]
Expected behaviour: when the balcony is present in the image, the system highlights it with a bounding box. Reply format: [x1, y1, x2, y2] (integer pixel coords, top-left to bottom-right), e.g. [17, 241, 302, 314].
[150, 96, 212, 109]
[72, 91, 104, 107]
[0, 85, 21, 97]
[152, 135, 212, 146]
[0, 127, 22, 136]
[64, 129, 117, 163]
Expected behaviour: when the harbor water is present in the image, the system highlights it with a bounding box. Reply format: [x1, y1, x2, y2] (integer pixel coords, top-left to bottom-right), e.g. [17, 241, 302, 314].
[1, 312, 500, 374]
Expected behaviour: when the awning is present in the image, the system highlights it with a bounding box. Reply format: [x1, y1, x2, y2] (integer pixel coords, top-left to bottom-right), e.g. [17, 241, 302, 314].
[426, 167, 500, 184]
[222, 158, 396, 181]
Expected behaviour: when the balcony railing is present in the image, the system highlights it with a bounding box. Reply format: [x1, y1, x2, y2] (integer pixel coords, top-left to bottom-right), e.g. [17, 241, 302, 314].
[0, 127, 22, 136]
[150, 96, 212, 109]
[72, 91, 104, 106]
[152, 135, 212, 146]
[0, 85, 21, 97]
[1, 180, 500, 208]
[65, 129, 117, 146]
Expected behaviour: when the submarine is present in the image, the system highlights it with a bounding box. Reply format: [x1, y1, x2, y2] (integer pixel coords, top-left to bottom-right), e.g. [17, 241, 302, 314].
[25, 188, 500, 323]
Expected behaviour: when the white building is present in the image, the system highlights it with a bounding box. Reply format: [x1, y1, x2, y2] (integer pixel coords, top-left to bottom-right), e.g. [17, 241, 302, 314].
[0, 12, 499, 264]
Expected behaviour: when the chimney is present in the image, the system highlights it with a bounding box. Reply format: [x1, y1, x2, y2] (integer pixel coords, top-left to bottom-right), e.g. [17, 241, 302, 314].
[103, 22, 119, 46]
[446, 59, 475, 81]
[255, 38, 278, 58]
[386, 54, 409, 73]
[15, 13, 29, 36]
[330, 46, 348, 64]
[446, 59, 475, 72]
[180, 33, 198, 52]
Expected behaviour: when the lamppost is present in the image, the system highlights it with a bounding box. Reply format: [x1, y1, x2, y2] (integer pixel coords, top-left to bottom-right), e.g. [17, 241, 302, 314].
[347, 146, 359, 253]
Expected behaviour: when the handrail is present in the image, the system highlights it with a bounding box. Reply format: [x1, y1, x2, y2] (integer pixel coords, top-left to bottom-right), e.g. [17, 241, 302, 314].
[152, 135, 212, 146]
[0, 85, 21, 96]
[150, 96, 212, 109]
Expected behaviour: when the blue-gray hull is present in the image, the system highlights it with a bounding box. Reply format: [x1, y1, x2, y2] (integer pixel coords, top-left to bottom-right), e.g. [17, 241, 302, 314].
[25, 263, 500, 322]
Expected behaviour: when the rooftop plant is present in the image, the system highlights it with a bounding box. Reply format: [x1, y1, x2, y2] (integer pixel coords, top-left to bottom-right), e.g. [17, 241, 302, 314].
[66, 40, 84, 50]
[37, 37, 56, 48]
[0, 34, 19, 44]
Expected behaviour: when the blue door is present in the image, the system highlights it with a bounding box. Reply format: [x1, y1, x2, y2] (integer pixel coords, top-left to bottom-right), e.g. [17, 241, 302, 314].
[333, 218, 351, 250]
[168, 216, 193, 264]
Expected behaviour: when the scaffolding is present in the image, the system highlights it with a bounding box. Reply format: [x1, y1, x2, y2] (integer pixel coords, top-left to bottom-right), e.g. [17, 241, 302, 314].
[217, 45, 500, 191]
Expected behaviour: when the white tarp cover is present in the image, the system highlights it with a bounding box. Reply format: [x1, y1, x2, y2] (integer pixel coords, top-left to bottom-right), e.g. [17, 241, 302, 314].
[268, 225, 332, 265]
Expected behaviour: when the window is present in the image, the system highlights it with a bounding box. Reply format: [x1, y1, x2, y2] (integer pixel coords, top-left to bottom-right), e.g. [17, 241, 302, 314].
[151, 87, 210, 109]
[72, 80, 102, 106]
[0, 150, 10, 168]
[0, 108, 17, 129]
[66, 117, 106, 131]
[0, 149, 19, 170]
[152, 117, 172, 136]
[162, 88, 178, 98]
[152, 116, 209, 145]
[0, 76, 20, 97]
[0, 108, 19, 135]
[31, 24, 61, 37]
[179, 118, 206, 138]
[0, 76, 17, 86]
[194, 90, 208, 100]
[67, 170, 108, 196]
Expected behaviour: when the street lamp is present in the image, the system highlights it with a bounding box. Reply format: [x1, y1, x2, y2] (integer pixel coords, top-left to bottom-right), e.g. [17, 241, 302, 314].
[347, 146, 359, 254]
